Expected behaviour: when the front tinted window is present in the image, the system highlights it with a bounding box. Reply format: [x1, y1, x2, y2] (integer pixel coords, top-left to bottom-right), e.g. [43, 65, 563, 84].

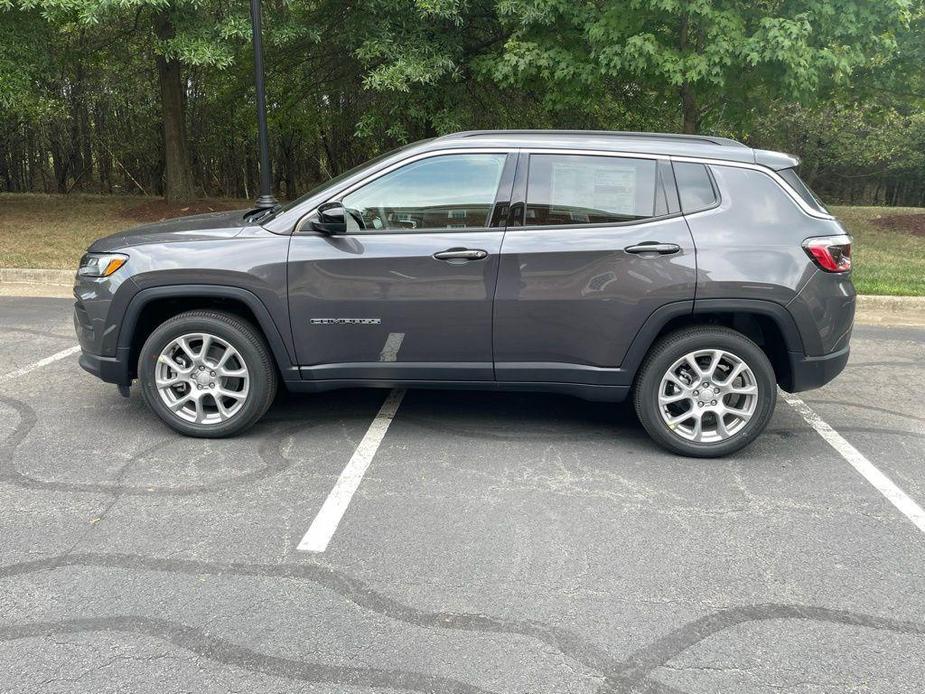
[673, 162, 717, 212]
[525, 154, 657, 226]
[341, 153, 507, 231]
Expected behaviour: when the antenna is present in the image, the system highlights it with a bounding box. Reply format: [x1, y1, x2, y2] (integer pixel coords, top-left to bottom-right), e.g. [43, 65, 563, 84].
[249, 0, 278, 208]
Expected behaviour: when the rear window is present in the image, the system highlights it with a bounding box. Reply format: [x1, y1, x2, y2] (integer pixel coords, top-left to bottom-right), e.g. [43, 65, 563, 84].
[673, 162, 717, 212]
[778, 167, 828, 214]
[525, 154, 658, 226]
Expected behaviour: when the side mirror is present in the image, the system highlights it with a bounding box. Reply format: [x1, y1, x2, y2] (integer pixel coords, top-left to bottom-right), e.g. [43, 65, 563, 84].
[310, 203, 347, 234]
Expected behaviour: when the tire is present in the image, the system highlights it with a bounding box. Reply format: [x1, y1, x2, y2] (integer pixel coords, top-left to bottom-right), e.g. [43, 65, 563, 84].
[138, 310, 277, 438]
[632, 326, 776, 458]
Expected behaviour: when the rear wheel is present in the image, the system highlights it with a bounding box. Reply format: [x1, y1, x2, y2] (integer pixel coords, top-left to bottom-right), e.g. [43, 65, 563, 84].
[633, 326, 776, 457]
[138, 310, 277, 437]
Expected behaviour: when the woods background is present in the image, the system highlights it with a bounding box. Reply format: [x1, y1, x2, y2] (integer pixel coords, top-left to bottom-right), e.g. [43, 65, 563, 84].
[2, 0, 923, 206]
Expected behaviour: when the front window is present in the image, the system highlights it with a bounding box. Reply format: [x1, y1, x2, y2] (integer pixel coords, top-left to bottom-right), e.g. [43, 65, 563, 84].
[525, 154, 658, 226]
[341, 153, 507, 231]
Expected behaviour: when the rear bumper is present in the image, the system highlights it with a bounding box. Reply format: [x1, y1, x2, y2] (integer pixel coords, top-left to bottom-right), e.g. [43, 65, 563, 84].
[782, 344, 850, 393]
[78, 349, 131, 386]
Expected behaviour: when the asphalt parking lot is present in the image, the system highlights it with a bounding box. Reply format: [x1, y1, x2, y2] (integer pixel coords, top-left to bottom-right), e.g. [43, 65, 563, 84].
[1, 295, 924, 693]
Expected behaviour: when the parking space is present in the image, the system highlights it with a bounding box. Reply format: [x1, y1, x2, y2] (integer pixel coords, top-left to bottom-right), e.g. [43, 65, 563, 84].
[1, 296, 924, 693]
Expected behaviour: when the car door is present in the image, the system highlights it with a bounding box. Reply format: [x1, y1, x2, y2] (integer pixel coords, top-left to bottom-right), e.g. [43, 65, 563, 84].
[288, 150, 514, 381]
[493, 151, 697, 385]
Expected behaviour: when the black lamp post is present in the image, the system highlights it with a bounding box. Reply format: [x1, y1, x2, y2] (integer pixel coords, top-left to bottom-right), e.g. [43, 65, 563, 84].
[249, 0, 278, 208]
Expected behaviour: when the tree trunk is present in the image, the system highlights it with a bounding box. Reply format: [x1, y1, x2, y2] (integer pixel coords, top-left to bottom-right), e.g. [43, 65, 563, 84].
[155, 11, 195, 203]
[678, 14, 700, 134]
[680, 83, 700, 134]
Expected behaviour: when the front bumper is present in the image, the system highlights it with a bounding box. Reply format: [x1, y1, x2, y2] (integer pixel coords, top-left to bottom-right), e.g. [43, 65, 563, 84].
[782, 344, 850, 393]
[78, 348, 132, 386]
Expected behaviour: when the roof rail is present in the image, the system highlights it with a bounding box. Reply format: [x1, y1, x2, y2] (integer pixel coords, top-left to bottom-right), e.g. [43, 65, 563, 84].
[442, 129, 748, 149]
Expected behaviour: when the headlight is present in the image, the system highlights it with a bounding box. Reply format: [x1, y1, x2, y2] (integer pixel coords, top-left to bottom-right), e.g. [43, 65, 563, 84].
[78, 253, 128, 278]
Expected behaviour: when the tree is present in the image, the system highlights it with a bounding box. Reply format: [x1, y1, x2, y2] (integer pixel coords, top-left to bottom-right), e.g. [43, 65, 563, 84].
[486, 0, 912, 134]
[12, 0, 252, 201]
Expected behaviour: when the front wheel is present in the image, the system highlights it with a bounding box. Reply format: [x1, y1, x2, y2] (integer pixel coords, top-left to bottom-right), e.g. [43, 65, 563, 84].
[633, 326, 776, 457]
[138, 310, 277, 438]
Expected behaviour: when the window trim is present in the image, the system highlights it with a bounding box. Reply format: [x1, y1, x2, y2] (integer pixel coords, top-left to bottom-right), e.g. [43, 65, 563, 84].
[295, 148, 513, 235]
[669, 154, 833, 220]
[516, 148, 833, 220]
[292, 145, 835, 235]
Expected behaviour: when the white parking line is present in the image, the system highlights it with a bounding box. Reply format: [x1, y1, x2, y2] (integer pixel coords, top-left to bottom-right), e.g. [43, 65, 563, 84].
[0, 345, 81, 385]
[297, 389, 406, 552]
[783, 392, 925, 535]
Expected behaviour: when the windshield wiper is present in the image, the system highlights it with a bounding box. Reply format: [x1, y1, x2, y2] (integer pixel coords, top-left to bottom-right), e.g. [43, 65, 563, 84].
[243, 204, 280, 224]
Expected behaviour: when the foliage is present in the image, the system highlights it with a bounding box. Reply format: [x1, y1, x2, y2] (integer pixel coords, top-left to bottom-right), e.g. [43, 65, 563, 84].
[0, 0, 922, 205]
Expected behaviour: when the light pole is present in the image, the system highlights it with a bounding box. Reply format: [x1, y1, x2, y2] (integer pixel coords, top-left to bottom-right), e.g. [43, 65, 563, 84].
[249, 0, 278, 208]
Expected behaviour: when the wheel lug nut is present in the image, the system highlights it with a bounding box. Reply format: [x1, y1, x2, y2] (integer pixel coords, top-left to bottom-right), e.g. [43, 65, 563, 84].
[210, 371, 215, 377]
[711, 400, 717, 406]
[209, 383, 214, 388]
[199, 366, 204, 371]
[714, 387, 720, 394]
[698, 401, 704, 407]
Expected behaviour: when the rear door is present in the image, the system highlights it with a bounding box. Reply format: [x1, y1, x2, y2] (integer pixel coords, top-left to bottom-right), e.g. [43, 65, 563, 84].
[287, 150, 514, 381]
[493, 151, 696, 385]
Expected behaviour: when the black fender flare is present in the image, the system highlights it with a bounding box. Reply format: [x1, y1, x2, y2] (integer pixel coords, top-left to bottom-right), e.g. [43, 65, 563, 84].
[619, 298, 805, 383]
[117, 284, 296, 378]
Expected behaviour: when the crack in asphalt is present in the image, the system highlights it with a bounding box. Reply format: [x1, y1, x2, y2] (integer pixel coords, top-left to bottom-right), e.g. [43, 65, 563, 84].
[799, 398, 925, 425]
[0, 615, 495, 694]
[2, 553, 925, 693]
[0, 394, 311, 495]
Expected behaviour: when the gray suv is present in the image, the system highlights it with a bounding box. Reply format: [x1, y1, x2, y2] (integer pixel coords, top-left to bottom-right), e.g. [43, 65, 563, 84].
[74, 130, 854, 457]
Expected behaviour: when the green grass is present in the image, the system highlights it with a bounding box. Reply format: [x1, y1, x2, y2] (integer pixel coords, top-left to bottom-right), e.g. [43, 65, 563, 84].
[1, 193, 923, 295]
[831, 205, 925, 296]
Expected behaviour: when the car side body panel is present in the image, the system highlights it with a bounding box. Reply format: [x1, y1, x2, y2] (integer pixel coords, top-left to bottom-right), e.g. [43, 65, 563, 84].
[287, 230, 504, 381]
[493, 216, 697, 384]
[684, 164, 854, 357]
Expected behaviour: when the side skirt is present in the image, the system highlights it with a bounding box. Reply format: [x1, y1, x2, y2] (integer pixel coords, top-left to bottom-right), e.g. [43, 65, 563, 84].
[284, 378, 630, 403]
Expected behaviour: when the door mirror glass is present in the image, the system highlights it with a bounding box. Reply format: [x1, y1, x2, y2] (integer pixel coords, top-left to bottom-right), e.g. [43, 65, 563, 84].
[311, 203, 347, 234]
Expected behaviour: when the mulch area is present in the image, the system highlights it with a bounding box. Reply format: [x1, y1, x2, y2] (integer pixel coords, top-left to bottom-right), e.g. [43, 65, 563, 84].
[872, 213, 925, 237]
[121, 199, 242, 223]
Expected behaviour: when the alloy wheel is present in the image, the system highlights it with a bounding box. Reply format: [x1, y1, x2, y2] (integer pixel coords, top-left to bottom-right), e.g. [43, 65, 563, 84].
[154, 332, 250, 425]
[657, 348, 759, 443]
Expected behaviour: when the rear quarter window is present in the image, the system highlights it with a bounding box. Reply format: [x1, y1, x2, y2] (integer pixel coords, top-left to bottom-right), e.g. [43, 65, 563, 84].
[673, 162, 718, 213]
[778, 167, 828, 214]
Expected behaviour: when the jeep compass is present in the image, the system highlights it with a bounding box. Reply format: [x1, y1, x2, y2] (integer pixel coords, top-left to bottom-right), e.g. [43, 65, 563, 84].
[74, 130, 855, 457]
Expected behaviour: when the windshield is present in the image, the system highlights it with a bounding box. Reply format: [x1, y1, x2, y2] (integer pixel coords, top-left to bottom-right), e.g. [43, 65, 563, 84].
[779, 167, 828, 214]
[259, 144, 415, 223]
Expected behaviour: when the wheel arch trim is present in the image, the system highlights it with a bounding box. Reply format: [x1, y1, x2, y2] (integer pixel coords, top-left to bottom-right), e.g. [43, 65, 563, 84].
[117, 285, 296, 374]
[621, 298, 805, 382]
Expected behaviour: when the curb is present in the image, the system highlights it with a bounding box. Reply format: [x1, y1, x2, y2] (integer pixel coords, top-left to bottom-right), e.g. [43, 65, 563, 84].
[0, 268, 73, 286]
[855, 295, 925, 327]
[1, 267, 924, 327]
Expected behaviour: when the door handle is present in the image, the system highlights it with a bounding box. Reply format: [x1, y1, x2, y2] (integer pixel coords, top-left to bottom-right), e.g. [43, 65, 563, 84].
[624, 242, 681, 255]
[433, 248, 488, 261]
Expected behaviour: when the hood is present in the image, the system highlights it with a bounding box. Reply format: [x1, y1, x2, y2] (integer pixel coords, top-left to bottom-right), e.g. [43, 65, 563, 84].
[88, 209, 251, 252]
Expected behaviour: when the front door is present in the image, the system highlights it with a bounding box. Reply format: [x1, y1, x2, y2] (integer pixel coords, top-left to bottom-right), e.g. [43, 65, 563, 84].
[493, 152, 697, 385]
[288, 151, 512, 382]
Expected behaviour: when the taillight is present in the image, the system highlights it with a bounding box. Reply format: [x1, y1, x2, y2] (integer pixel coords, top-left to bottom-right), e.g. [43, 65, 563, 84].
[802, 234, 852, 273]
